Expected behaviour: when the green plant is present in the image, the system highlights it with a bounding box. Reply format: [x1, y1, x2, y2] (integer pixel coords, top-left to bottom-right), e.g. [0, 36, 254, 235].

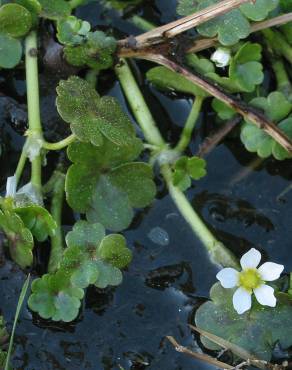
[0, 0, 292, 367]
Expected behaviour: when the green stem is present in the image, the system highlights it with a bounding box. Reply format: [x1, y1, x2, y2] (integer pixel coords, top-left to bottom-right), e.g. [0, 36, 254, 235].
[115, 59, 239, 268]
[175, 96, 204, 152]
[69, 0, 84, 9]
[48, 172, 65, 273]
[42, 134, 76, 151]
[85, 69, 99, 88]
[115, 60, 165, 147]
[15, 149, 27, 186]
[129, 15, 156, 32]
[161, 165, 239, 269]
[262, 28, 292, 65]
[25, 31, 42, 193]
[271, 58, 292, 102]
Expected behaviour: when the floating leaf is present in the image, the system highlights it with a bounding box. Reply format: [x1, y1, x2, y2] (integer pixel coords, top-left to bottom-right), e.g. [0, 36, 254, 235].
[0, 3, 32, 37]
[56, 76, 137, 146]
[28, 270, 84, 322]
[146, 66, 208, 97]
[177, 0, 277, 45]
[38, 0, 71, 20]
[0, 34, 22, 68]
[64, 30, 117, 70]
[15, 205, 57, 242]
[241, 92, 292, 159]
[57, 15, 90, 46]
[65, 138, 156, 231]
[61, 221, 131, 288]
[186, 53, 215, 75]
[173, 156, 207, 191]
[195, 282, 292, 361]
[0, 209, 33, 268]
[13, 0, 41, 25]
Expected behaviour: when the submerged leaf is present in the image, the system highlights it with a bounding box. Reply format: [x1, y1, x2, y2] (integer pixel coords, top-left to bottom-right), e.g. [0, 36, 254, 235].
[57, 16, 90, 45]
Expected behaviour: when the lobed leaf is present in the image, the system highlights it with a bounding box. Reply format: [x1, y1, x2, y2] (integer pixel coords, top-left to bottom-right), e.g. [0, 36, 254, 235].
[63, 30, 117, 70]
[195, 282, 292, 361]
[57, 16, 90, 45]
[56, 76, 137, 147]
[173, 156, 207, 191]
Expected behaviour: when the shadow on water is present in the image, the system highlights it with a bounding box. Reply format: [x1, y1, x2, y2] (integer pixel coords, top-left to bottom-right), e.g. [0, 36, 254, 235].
[0, 1, 291, 369]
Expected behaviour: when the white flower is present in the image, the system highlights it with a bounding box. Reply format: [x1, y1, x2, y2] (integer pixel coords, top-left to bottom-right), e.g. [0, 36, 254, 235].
[211, 47, 231, 68]
[216, 248, 284, 314]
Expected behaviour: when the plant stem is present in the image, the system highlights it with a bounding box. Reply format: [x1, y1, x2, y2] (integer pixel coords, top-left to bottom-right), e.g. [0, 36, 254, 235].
[42, 134, 76, 151]
[25, 31, 42, 193]
[15, 149, 27, 186]
[115, 59, 239, 268]
[129, 15, 156, 32]
[85, 69, 99, 88]
[271, 58, 292, 102]
[69, 0, 84, 9]
[115, 60, 165, 147]
[48, 171, 65, 273]
[175, 96, 204, 152]
[262, 28, 292, 65]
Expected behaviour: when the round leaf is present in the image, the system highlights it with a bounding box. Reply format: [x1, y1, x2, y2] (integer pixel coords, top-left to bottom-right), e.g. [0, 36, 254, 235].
[0, 3, 32, 37]
[0, 34, 22, 68]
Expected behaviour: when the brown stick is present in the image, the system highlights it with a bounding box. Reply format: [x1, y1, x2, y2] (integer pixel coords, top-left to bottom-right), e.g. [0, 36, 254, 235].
[166, 336, 234, 369]
[119, 0, 250, 49]
[197, 115, 241, 157]
[130, 53, 292, 153]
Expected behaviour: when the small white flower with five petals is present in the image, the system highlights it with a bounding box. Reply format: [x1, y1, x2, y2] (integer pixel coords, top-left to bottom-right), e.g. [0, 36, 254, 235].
[216, 248, 284, 314]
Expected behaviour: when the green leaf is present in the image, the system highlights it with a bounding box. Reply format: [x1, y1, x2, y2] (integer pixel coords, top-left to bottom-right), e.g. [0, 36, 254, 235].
[103, 0, 143, 10]
[186, 53, 215, 75]
[56, 76, 137, 146]
[98, 234, 132, 269]
[61, 221, 131, 288]
[240, 92, 292, 159]
[0, 3, 32, 37]
[240, 0, 278, 21]
[57, 15, 90, 45]
[0, 34, 22, 68]
[12, 0, 41, 25]
[173, 156, 207, 191]
[146, 66, 208, 97]
[195, 282, 292, 361]
[207, 42, 264, 93]
[212, 99, 236, 120]
[0, 210, 33, 268]
[14, 205, 57, 242]
[177, 0, 277, 45]
[65, 139, 156, 231]
[38, 0, 71, 19]
[64, 30, 117, 70]
[28, 270, 84, 322]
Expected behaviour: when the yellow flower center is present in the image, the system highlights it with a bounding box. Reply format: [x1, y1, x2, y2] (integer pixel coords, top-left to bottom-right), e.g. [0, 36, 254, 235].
[239, 268, 262, 292]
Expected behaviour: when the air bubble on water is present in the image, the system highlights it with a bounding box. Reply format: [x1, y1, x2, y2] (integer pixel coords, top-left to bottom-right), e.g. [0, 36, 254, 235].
[147, 227, 170, 246]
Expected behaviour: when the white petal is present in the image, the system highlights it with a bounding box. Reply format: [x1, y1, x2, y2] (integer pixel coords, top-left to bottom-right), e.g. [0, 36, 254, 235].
[258, 262, 284, 281]
[233, 287, 252, 314]
[5, 175, 17, 197]
[254, 284, 276, 307]
[240, 248, 261, 270]
[216, 268, 239, 288]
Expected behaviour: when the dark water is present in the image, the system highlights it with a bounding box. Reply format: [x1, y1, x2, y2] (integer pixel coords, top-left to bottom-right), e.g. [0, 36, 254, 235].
[0, 1, 291, 369]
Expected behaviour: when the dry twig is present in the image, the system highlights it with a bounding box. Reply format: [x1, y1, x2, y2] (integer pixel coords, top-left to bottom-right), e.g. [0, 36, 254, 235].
[166, 335, 233, 369]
